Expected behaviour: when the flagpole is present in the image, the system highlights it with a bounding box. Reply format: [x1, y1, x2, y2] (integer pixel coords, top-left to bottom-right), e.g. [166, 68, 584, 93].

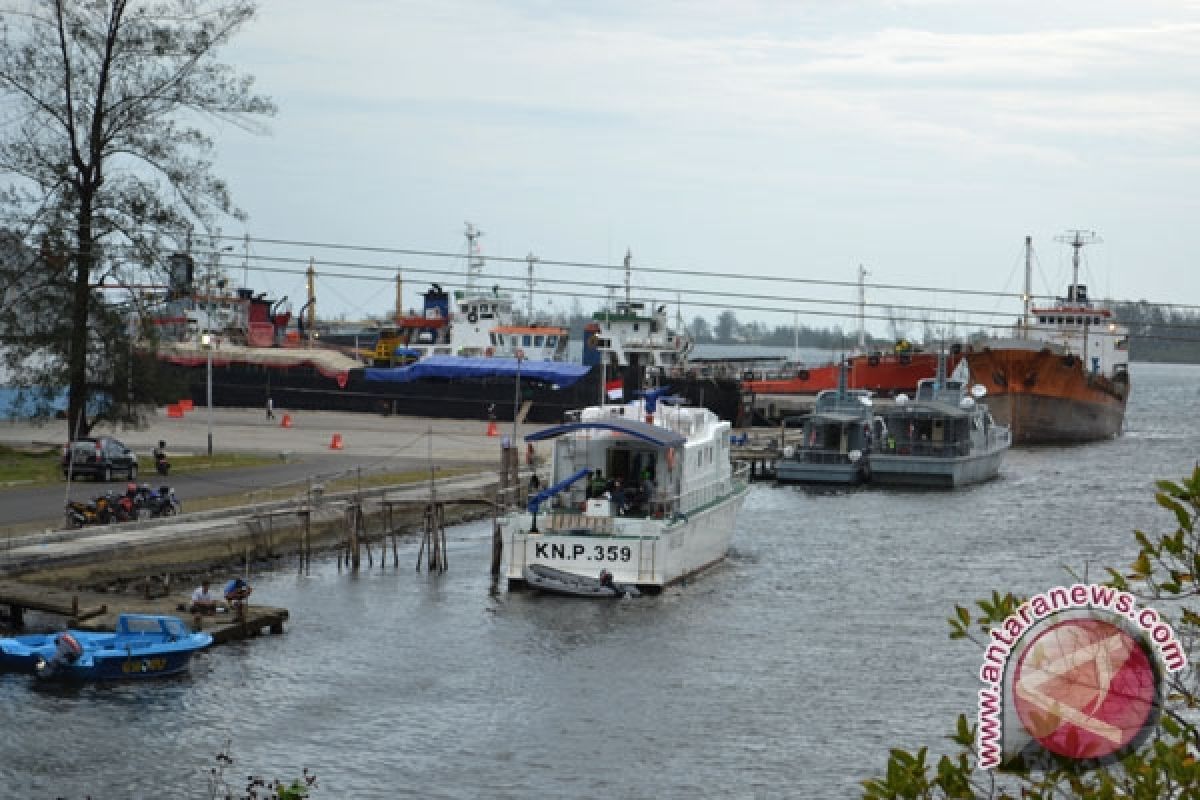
[601, 358, 606, 406]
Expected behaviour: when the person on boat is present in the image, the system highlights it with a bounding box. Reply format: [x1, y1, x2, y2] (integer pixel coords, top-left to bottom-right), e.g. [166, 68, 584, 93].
[588, 470, 606, 499]
[599, 569, 614, 589]
[611, 479, 628, 516]
[190, 579, 219, 614]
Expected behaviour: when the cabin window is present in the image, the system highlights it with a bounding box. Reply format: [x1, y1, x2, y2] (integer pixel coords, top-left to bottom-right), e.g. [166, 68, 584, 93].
[489, 333, 497, 345]
[523, 335, 532, 347]
[534, 335, 544, 347]
[460, 304, 470, 314]
[1093, 316, 1101, 325]
[546, 335, 557, 347]
[633, 323, 640, 332]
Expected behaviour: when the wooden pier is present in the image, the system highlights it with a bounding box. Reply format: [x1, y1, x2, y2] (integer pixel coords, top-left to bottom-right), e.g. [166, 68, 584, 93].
[0, 579, 287, 645]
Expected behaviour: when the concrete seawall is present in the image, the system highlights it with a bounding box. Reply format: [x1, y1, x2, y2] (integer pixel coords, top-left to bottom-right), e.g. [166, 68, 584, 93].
[0, 470, 507, 585]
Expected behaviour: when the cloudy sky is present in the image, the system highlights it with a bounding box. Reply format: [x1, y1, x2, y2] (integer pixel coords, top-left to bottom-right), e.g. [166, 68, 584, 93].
[210, 0, 1200, 334]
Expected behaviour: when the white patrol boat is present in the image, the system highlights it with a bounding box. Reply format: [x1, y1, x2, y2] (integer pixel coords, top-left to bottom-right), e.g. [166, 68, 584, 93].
[502, 393, 749, 592]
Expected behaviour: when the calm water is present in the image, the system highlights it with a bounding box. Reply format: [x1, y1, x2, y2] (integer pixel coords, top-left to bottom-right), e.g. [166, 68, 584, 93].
[2, 363, 1197, 798]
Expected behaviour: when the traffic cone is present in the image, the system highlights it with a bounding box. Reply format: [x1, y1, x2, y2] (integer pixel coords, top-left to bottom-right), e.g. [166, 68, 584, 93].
[281, 414, 292, 428]
[486, 420, 498, 437]
[329, 432, 343, 450]
[178, 399, 194, 412]
[166, 404, 183, 418]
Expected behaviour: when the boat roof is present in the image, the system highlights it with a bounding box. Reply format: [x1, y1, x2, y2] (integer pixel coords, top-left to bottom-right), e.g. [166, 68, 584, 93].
[525, 418, 686, 448]
[813, 411, 869, 424]
[363, 355, 590, 386]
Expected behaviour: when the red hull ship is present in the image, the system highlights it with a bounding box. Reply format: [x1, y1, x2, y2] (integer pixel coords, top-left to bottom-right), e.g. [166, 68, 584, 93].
[963, 232, 1130, 445]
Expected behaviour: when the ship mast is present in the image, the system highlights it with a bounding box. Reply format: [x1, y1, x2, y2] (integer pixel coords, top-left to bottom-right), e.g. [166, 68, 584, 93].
[1055, 229, 1100, 305]
[1021, 235, 1033, 336]
[525, 252, 538, 319]
[306, 258, 317, 347]
[857, 264, 869, 352]
[464, 222, 484, 292]
[394, 270, 403, 321]
[623, 248, 632, 306]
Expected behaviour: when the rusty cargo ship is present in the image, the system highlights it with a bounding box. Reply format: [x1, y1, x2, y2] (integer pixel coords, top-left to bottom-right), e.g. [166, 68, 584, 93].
[964, 232, 1130, 445]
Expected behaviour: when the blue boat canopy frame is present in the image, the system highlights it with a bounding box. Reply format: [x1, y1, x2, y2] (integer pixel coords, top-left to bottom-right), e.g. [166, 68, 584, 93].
[524, 418, 686, 448]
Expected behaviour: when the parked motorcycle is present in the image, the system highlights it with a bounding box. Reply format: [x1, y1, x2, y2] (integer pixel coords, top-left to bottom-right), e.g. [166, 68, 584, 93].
[136, 484, 180, 517]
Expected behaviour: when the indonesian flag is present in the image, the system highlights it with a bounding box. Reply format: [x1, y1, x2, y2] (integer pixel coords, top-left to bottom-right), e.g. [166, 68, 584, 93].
[605, 378, 624, 400]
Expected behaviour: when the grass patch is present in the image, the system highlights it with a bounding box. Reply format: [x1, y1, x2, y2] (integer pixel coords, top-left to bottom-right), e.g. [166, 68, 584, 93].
[0, 446, 280, 488]
[0, 444, 62, 485]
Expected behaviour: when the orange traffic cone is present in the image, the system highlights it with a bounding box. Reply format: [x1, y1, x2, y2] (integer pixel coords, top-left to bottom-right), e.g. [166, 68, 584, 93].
[486, 420, 498, 437]
[281, 414, 292, 428]
[329, 432, 344, 450]
[166, 404, 183, 418]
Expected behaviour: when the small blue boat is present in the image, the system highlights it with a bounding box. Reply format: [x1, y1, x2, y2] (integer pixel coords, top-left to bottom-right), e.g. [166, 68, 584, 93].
[0, 614, 212, 681]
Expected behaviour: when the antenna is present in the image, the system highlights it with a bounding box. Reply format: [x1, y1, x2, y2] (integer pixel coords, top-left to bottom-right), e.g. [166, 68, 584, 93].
[1054, 229, 1101, 304]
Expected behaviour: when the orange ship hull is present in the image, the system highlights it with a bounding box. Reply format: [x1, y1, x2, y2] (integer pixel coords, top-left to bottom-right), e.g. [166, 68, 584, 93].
[743, 352, 963, 397]
[964, 345, 1129, 444]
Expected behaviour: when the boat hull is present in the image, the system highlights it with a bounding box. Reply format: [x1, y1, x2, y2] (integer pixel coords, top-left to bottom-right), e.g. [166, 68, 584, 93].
[0, 617, 212, 681]
[776, 458, 865, 485]
[964, 346, 1129, 444]
[743, 352, 964, 398]
[504, 487, 748, 589]
[157, 360, 744, 425]
[867, 448, 1007, 488]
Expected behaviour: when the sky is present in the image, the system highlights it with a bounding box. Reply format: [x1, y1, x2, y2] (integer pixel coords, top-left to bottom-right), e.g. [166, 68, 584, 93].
[204, 0, 1200, 337]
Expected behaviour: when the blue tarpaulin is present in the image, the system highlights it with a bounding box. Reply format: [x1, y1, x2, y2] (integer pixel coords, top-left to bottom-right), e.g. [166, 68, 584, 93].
[363, 356, 591, 387]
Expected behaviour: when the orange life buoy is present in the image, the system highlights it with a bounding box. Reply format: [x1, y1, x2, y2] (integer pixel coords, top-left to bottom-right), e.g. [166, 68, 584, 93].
[666, 448, 676, 471]
[484, 347, 494, 357]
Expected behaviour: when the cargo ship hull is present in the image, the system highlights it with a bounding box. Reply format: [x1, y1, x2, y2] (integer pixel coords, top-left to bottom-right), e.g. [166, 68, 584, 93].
[964, 346, 1129, 445]
[161, 360, 742, 426]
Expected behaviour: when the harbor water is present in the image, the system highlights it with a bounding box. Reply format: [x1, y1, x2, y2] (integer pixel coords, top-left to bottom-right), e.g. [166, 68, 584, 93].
[1, 362, 1197, 798]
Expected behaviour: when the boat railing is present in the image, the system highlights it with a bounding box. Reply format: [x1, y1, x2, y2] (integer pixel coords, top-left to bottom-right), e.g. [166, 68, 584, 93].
[878, 440, 971, 458]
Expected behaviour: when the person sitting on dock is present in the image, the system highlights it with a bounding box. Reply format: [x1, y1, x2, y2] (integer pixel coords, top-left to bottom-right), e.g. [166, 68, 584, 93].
[223, 577, 253, 618]
[190, 580, 219, 614]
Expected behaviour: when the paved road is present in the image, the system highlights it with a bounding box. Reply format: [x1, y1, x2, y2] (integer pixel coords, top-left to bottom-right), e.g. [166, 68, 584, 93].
[0, 406, 530, 531]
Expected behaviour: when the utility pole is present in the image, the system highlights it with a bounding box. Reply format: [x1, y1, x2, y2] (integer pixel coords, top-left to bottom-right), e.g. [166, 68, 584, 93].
[306, 258, 317, 347]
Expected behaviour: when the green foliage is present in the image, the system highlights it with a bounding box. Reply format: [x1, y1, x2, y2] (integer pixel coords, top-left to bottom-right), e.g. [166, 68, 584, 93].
[864, 466, 1200, 798]
[0, 1, 274, 435]
[208, 740, 318, 799]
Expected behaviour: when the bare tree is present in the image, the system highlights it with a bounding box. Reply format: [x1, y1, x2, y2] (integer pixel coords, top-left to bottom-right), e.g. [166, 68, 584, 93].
[0, 0, 274, 434]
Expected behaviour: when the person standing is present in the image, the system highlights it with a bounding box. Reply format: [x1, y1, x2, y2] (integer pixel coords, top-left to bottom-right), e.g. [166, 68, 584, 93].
[265, 395, 275, 421]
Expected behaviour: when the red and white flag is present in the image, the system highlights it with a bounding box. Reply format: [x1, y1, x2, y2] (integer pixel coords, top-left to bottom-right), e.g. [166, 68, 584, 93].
[605, 378, 624, 400]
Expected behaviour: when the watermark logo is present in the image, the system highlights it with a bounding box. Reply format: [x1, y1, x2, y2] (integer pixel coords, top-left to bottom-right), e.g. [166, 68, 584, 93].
[977, 583, 1187, 769]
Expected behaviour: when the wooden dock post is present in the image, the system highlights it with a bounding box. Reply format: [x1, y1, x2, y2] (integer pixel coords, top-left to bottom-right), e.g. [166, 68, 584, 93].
[490, 493, 502, 577]
[416, 502, 448, 573]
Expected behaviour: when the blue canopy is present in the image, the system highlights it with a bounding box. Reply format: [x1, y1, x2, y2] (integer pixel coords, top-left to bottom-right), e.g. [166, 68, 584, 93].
[363, 355, 591, 387]
[528, 466, 591, 514]
[525, 418, 686, 448]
